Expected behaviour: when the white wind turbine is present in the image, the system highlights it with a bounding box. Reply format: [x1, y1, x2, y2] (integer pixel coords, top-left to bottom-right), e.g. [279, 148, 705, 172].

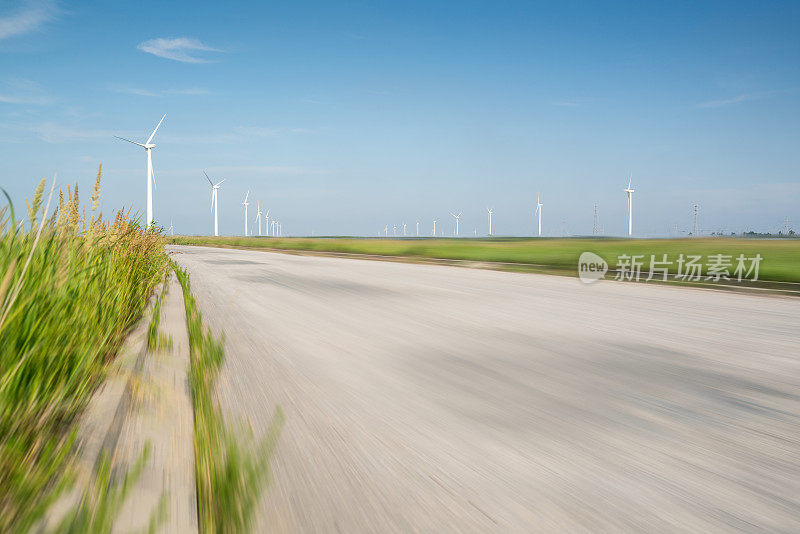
[242, 190, 250, 236]
[271, 219, 276, 236]
[256, 201, 263, 236]
[403, 222, 407, 236]
[624, 173, 635, 236]
[487, 207, 493, 236]
[264, 209, 270, 236]
[115, 114, 166, 228]
[535, 193, 543, 236]
[416, 221, 419, 236]
[450, 212, 461, 237]
[204, 171, 224, 236]
[168, 219, 174, 236]
[432, 218, 437, 236]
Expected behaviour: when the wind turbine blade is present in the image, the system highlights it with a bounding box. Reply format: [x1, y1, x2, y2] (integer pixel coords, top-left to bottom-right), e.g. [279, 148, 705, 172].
[151, 163, 157, 191]
[215, 179, 225, 187]
[114, 136, 146, 148]
[245, 190, 250, 203]
[147, 114, 166, 144]
[628, 172, 632, 189]
[204, 171, 213, 186]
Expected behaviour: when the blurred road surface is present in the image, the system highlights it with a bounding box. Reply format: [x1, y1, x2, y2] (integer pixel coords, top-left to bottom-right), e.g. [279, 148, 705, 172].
[170, 245, 800, 532]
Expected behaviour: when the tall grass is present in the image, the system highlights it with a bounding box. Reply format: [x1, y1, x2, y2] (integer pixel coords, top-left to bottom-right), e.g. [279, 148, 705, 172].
[0, 171, 167, 532]
[173, 263, 283, 533]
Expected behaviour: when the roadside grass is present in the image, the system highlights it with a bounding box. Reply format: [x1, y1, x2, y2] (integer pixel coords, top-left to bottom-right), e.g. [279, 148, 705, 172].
[168, 236, 800, 283]
[54, 444, 167, 534]
[173, 262, 284, 533]
[147, 290, 173, 352]
[0, 172, 167, 532]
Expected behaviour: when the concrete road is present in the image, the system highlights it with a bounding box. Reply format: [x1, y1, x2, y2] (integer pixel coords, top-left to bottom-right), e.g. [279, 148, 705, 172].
[170, 245, 800, 533]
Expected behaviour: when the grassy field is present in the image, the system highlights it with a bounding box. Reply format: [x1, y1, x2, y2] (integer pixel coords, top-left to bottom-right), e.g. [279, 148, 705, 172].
[0, 173, 167, 532]
[168, 235, 800, 283]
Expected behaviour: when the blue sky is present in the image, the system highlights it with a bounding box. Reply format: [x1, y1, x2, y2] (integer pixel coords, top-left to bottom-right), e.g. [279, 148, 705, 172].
[1, 0, 798, 236]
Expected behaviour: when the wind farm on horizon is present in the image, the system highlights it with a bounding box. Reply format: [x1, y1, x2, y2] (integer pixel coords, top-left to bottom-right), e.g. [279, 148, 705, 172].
[113, 115, 791, 241]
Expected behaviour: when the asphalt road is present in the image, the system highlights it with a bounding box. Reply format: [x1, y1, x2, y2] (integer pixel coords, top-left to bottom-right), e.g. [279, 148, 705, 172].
[170, 245, 800, 533]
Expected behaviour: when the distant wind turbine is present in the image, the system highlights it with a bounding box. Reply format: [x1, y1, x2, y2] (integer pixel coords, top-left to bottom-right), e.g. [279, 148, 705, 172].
[450, 212, 461, 237]
[384, 224, 388, 237]
[535, 193, 543, 236]
[402, 222, 407, 236]
[256, 201, 263, 236]
[432, 218, 437, 237]
[265, 209, 270, 236]
[416, 221, 419, 236]
[114, 114, 165, 227]
[204, 171, 224, 236]
[271, 219, 276, 236]
[487, 207, 493, 236]
[624, 174, 635, 236]
[242, 190, 250, 236]
[168, 219, 174, 236]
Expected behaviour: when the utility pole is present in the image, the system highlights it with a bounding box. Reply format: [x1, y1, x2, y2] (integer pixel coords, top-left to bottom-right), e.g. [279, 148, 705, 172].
[593, 202, 598, 236]
[693, 204, 700, 237]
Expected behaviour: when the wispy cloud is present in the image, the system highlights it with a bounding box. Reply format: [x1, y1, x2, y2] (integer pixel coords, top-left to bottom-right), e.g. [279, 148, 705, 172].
[29, 122, 115, 143]
[551, 97, 600, 107]
[201, 165, 324, 176]
[111, 85, 212, 97]
[696, 93, 757, 108]
[0, 0, 57, 40]
[26, 122, 310, 144]
[233, 126, 280, 137]
[0, 78, 53, 105]
[137, 37, 222, 63]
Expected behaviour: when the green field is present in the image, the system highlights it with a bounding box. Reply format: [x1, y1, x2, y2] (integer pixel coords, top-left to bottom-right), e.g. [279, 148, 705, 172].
[168, 236, 800, 284]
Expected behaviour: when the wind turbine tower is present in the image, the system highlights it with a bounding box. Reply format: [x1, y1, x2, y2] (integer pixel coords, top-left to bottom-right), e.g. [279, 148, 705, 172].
[693, 204, 700, 237]
[450, 212, 461, 237]
[265, 209, 270, 236]
[204, 172, 224, 236]
[593, 202, 598, 236]
[432, 219, 437, 236]
[242, 190, 250, 236]
[256, 201, 263, 236]
[624, 174, 635, 236]
[403, 222, 407, 236]
[487, 207, 493, 236]
[416, 221, 419, 236]
[535, 193, 543, 236]
[115, 114, 166, 228]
